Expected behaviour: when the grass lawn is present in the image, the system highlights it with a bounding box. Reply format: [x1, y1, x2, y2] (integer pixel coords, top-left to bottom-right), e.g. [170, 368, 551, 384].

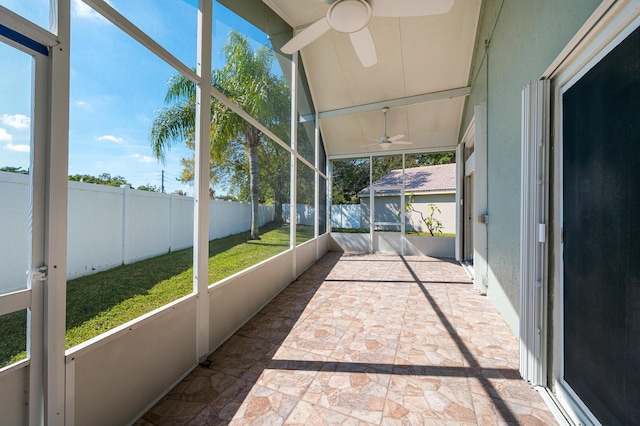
[0, 223, 314, 368]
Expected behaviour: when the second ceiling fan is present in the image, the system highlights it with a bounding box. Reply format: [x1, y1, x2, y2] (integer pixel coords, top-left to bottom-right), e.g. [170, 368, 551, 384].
[363, 107, 413, 150]
[281, 0, 455, 68]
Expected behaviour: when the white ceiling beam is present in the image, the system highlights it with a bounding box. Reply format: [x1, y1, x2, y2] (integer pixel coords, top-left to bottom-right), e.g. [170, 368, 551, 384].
[316, 86, 471, 120]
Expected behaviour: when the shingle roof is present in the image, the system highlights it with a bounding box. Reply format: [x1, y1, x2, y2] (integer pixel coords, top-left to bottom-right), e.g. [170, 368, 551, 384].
[359, 163, 456, 196]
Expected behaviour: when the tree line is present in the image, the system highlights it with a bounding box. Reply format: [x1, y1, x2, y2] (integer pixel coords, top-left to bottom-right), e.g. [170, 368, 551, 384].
[0, 167, 172, 194]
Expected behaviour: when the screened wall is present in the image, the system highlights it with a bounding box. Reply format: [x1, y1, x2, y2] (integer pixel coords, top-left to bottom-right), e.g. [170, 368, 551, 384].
[0, 1, 328, 424]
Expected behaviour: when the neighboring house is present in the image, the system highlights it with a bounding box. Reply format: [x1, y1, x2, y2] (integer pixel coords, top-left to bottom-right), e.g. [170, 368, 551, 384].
[358, 164, 456, 234]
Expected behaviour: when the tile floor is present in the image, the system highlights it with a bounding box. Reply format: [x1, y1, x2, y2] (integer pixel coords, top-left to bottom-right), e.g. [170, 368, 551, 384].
[135, 252, 557, 425]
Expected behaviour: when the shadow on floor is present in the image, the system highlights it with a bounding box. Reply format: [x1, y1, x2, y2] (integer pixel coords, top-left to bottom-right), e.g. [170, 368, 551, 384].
[136, 252, 555, 425]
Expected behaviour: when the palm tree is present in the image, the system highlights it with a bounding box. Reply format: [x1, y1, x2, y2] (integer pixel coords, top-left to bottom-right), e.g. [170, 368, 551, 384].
[149, 30, 290, 239]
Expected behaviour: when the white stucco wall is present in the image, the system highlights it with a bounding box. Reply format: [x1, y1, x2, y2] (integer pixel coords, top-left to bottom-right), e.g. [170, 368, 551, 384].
[360, 192, 456, 234]
[404, 193, 456, 234]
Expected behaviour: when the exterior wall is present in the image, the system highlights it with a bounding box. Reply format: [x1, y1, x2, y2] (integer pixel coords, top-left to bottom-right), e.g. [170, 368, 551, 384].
[405, 194, 456, 234]
[361, 196, 400, 229]
[460, 0, 601, 334]
[360, 193, 456, 234]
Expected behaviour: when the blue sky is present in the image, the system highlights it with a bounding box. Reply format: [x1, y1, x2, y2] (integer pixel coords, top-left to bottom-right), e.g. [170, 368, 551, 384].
[0, 0, 281, 195]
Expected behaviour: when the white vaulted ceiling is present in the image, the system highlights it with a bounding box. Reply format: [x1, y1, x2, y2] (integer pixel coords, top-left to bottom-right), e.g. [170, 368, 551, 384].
[263, 0, 482, 157]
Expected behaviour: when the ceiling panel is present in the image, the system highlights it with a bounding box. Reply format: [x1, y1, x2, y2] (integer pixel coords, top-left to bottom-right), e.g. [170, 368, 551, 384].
[262, 0, 482, 157]
[400, 1, 480, 95]
[321, 98, 465, 157]
[339, 18, 407, 106]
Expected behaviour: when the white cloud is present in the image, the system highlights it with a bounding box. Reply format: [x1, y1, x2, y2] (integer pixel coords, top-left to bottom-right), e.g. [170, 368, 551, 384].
[72, 0, 112, 20]
[97, 135, 124, 144]
[5, 143, 30, 153]
[131, 154, 156, 163]
[0, 128, 12, 142]
[72, 0, 99, 19]
[1, 114, 30, 130]
[73, 100, 91, 109]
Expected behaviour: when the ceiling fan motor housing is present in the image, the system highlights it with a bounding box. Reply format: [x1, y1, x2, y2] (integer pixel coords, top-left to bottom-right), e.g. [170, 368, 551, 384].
[327, 0, 372, 33]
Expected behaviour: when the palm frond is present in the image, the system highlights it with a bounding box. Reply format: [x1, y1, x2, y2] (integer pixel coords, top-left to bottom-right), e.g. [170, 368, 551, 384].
[164, 73, 197, 104]
[149, 102, 195, 163]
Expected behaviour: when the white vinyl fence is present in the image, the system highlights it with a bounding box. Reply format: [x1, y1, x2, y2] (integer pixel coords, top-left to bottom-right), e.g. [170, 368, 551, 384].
[282, 203, 315, 226]
[0, 172, 274, 292]
[331, 204, 362, 229]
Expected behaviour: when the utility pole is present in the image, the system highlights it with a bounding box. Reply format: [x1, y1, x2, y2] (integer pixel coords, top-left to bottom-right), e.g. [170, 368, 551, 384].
[161, 170, 165, 193]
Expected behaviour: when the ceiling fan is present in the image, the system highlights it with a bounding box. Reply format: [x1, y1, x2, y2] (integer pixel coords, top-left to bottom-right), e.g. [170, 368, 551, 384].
[363, 107, 413, 150]
[280, 0, 455, 68]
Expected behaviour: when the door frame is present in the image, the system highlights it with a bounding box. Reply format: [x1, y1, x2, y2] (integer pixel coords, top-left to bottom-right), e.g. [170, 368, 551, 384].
[1, 4, 70, 424]
[464, 173, 474, 261]
[547, 1, 640, 423]
[0, 26, 49, 425]
[457, 105, 487, 293]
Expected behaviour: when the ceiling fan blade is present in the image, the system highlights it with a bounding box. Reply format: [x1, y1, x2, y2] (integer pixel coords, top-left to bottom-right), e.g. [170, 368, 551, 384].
[281, 17, 332, 54]
[370, 0, 454, 18]
[391, 140, 413, 145]
[349, 26, 377, 67]
[388, 134, 406, 142]
[362, 139, 385, 146]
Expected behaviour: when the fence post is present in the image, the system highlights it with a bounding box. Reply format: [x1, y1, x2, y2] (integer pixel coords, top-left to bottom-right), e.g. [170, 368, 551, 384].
[212, 200, 217, 239]
[121, 185, 130, 264]
[169, 193, 174, 252]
